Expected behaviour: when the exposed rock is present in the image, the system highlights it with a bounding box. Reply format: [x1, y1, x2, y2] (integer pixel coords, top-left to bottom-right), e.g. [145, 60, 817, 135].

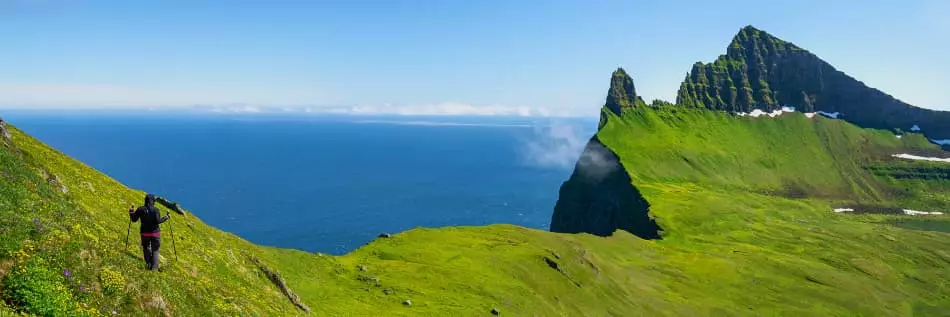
[377, 233, 393, 238]
[550, 136, 662, 239]
[357, 275, 381, 286]
[155, 196, 187, 216]
[560, 69, 663, 239]
[402, 299, 412, 306]
[248, 256, 310, 313]
[358, 264, 368, 272]
[48, 174, 68, 194]
[82, 181, 96, 192]
[677, 25, 950, 139]
[0, 117, 10, 141]
[491, 307, 500, 315]
[543, 256, 561, 272]
[541, 256, 582, 287]
[144, 295, 171, 317]
[600, 68, 645, 129]
[605, 68, 638, 115]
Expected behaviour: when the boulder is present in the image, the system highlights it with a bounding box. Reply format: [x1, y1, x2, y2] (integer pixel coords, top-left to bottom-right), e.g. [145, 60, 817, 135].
[48, 174, 68, 194]
[0, 117, 10, 141]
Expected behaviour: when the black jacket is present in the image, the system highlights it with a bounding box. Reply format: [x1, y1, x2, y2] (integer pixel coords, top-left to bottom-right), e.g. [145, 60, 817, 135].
[131, 194, 169, 233]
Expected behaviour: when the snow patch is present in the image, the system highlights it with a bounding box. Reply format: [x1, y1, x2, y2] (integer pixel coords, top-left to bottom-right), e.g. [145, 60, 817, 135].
[892, 153, 950, 163]
[816, 111, 840, 119]
[739, 107, 795, 118]
[832, 207, 944, 216]
[910, 124, 921, 132]
[931, 139, 950, 145]
[804, 112, 816, 118]
[903, 209, 944, 216]
[896, 135, 903, 139]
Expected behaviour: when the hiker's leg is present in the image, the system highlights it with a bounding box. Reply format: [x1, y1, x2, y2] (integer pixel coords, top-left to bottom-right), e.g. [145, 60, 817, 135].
[141, 236, 152, 270]
[150, 236, 161, 270]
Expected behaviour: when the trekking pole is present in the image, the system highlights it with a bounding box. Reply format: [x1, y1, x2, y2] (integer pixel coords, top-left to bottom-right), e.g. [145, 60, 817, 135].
[168, 215, 178, 261]
[125, 204, 133, 249]
[125, 220, 132, 250]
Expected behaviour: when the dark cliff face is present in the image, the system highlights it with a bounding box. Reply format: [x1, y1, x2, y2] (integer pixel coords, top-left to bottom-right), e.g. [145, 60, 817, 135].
[555, 69, 661, 239]
[550, 135, 660, 239]
[677, 25, 950, 140]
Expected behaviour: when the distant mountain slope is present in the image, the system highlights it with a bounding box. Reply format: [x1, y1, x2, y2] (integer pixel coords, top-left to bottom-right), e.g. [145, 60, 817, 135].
[677, 25, 950, 140]
[552, 68, 950, 314]
[555, 68, 950, 238]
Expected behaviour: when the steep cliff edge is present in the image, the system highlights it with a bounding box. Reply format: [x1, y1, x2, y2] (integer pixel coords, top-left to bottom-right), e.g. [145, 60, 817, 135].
[677, 25, 950, 140]
[550, 135, 660, 238]
[552, 69, 661, 239]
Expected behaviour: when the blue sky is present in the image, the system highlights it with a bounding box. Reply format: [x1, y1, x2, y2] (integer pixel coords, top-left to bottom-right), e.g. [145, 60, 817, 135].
[0, 0, 947, 115]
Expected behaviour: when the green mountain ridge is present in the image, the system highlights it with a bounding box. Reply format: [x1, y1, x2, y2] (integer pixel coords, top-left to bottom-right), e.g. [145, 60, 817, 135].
[677, 25, 950, 140]
[2, 25, 950, 316]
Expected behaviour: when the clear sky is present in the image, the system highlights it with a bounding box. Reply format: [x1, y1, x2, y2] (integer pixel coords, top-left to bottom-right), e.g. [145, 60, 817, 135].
[1, 0, 947, 116]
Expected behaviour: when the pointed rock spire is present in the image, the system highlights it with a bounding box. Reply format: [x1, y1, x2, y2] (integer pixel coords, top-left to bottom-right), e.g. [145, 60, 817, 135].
[605, 68, 638, 116]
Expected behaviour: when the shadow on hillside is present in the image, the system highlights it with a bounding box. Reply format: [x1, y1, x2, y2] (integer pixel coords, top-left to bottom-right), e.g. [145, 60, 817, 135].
[886, 218, 950, 234]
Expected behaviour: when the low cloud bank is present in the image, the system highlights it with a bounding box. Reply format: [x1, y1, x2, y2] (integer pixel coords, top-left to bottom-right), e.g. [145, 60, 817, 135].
[519, 121, 599, 170]
[292, 103, 587, 117]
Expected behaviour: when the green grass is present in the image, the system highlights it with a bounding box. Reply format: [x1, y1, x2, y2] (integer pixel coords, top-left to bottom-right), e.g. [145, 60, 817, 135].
[1, 106, 949, 316]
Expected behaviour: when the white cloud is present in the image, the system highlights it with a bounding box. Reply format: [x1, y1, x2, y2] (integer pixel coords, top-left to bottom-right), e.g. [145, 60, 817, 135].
[0, 82, 593, 117]
[520, 122, 591, 169]
[304, 102, 587, 117]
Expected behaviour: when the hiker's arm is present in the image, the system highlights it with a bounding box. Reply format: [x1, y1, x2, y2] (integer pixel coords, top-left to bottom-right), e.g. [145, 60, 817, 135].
[129, 206, 140, 222]
[158, 212, 170, 224]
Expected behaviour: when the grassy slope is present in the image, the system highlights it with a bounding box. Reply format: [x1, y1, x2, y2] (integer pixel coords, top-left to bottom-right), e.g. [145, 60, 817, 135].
[597, 106, 950, 314]
[1, 107, 949, 316]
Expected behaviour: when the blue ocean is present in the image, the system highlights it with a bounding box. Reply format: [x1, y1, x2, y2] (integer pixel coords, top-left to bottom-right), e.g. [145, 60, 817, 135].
[6, 111, 595, 255]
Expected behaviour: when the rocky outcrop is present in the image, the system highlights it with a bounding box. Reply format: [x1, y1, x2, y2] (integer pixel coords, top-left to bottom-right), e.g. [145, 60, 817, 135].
[677, 25, 950, 140]
[550, 136, 661, 239]
[553, 69, 662, 239]
[600, 68, 646, 129]
[248, 256, 310, 313]
[48, 174, 68, 194]
[155, 196, 187, 216]
[0, 117, 10, 142]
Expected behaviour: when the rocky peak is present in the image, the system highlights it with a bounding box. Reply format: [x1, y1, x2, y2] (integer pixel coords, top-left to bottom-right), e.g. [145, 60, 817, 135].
[676, 25, 950, 139]
[600, 68, 645, 129]
[605, 68, 638, 116]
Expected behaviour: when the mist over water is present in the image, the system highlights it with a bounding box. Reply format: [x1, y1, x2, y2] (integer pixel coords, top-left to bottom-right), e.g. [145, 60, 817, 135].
[8, 113, 594, 255]
[519, 121, 595, 169]
[516, 120, 618, 181]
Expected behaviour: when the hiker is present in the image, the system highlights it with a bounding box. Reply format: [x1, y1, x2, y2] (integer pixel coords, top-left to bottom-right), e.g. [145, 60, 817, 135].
[129, 194, 170, 270]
